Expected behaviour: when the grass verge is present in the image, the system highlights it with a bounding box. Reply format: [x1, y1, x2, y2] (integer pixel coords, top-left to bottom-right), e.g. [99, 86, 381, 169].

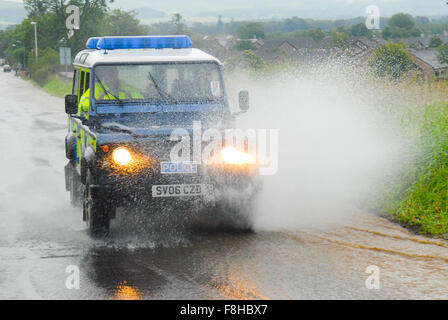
[383, 102, 448, 238]
[41, 75, 72, 98]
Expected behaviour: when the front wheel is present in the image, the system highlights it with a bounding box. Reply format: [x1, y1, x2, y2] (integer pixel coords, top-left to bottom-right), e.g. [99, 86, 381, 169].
[83, 171, 111, 237]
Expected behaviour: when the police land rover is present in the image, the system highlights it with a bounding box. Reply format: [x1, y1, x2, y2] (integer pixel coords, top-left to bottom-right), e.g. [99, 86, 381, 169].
[64, 36, 260, 236]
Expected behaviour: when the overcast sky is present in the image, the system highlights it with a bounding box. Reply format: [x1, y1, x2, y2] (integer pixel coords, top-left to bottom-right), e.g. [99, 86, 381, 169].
[110, 0, 448, 19]
[3, 0, 448, 20]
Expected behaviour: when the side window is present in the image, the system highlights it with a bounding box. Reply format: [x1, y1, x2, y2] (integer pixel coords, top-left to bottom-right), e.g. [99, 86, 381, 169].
[79, 70, 85, 97]
[72, 69, 79, 96]
[85, 72, 90, 92]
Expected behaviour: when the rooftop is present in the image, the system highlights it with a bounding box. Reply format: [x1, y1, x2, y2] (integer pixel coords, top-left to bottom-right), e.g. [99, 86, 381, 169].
[409, 48, 446, 69]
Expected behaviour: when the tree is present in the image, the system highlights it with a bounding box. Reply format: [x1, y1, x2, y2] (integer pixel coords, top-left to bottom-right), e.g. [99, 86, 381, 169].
[241, 50, 266, 70]
[0, 29, 12, 58]
[369, 43, 415, 79]
[170, 13, 188, 35]
[304, 29, 325, 42]
[21, 0, 113, 54]
[348, 23, 372, 38]
[225, 50, 266, 72]
[28, 47, 59, 85]
[235, 40, 256, 51]
[236, 22, 266, 39]
[382, 13, 421, 39]
[388, 13, 416, 29]
[329, 29, 350, 50]
[102, 9, 149, 36]
[437, 44, 448, 65]
[429, 36, 443, 48]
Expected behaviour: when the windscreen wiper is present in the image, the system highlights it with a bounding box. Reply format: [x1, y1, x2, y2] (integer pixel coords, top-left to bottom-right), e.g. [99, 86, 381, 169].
[147, 71, 176, 102]
[94, 74, 124, 104]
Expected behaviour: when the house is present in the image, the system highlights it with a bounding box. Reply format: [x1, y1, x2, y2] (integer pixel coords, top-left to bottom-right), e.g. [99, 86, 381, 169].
[286, 48, 341, 65]
[253, 36, 334, 64]
[415, 35, 448, 48]
[408, 48, 448, 80]
[199, 35, 237, 61]
[396, 37, 426, 49]
[238, 38, 265, 49]
[259, 38, 296, 54]
[255, 48, 285, 64]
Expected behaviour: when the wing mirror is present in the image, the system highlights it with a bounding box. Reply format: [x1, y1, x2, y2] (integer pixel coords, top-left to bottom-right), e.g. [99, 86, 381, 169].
[238, 90, 249, 112]
[65, 94, 78, 114]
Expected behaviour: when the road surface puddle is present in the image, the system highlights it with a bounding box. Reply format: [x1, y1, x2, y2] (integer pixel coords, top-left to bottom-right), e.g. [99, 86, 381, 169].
[287, 211, 448, 299]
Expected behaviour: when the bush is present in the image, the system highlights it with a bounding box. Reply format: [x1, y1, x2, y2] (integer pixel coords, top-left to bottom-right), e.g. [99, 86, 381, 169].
[369, 43, 414, 80]
[29, 47, 60, 86]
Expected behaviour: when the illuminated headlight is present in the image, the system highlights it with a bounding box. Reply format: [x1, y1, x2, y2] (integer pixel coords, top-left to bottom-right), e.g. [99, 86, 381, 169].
[112, 147, 132, 166]
[221, 146, 252, 165]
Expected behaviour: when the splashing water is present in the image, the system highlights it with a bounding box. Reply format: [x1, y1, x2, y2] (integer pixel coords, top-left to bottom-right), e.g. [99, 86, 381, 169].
[225, 62, 433, 230]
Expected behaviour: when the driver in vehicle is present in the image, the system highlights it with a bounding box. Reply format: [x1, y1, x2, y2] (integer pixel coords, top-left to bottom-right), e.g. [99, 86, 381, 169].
[78, 66, 143, 119]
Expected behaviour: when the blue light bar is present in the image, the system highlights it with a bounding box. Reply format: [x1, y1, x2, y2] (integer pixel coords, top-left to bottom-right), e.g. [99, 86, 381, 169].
[86, 37, 100, 49]
[93, 36, 192, 50]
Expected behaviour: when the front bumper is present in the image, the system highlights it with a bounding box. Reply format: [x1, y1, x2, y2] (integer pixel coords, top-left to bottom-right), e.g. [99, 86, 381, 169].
[90, 166, 261, 207]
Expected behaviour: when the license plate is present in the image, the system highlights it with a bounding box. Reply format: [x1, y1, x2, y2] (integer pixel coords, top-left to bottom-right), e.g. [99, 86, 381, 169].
[152, 184, 211, 197]
[160, 162, 197, 174]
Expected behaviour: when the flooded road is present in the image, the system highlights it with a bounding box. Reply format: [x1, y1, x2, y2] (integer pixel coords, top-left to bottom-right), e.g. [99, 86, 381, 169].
[0, 71, 447, 299]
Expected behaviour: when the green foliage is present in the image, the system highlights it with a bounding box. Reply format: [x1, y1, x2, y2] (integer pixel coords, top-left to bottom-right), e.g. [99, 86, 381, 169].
[22, 0, 112, 54]
[382, 13, 421, 39]
[429, 36, 443, 48]
[169, 13, 189, 35]
[0, 29, 11, 58]
[236, 22, 266, 39]
[101, 9, 149, 36]
[437, 44, 448, 65]
[304, 29, 326, 42]
[241, 50, 266, 70]
[369, 43, 414, 79]
[329, 29, 349, 50]
[29, 47, 59, 85]
[225, 49, 267, 73]
[384, 103, 448, 237]
[388, 13, 416, 29]
[42, 75, 72, 97]
[348, 23, 372, 38]
[235, 40, 256, 51]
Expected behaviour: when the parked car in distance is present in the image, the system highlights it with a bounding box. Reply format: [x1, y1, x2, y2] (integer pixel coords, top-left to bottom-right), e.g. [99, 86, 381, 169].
[3, 65, 11, 72]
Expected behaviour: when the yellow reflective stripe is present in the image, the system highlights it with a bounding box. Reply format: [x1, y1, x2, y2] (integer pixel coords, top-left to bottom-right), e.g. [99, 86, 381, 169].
[87, 135, 97, 152]
[80, 129, 85, 147]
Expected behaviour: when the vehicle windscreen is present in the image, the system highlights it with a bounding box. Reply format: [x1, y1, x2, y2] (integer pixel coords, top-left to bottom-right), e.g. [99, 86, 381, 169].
[93, 62, 223, 103]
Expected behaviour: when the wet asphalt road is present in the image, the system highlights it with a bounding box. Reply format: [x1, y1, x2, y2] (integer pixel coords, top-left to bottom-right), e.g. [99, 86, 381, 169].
[1, 71, 448, 300]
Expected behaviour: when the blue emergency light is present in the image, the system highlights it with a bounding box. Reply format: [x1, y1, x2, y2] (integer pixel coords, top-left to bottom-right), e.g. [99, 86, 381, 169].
[86, 37, 100, 49]
[85, 36, 193, 50]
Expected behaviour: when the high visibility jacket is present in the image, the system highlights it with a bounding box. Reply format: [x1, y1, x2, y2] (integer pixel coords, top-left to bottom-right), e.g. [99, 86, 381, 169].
[77, 82, 144, 119]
